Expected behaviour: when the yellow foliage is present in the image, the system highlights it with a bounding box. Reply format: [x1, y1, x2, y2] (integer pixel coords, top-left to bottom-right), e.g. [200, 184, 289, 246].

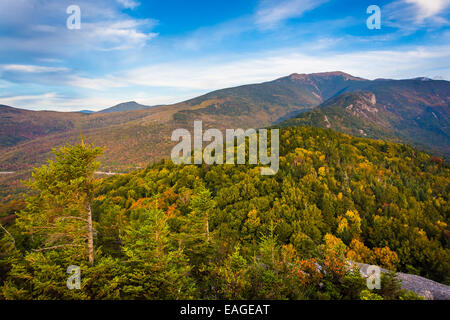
[245, 209, 260, 229]
[281, 244, 298, 264]
[436, 220, 447, 228]
[337, 217, 349, 234]
[318, 166, 326, 177]
[94, 195, 106, 201]
[337, 210, 361, 240]
[346, 239, 375, 264]
[373, 246, 399, 271]
[323, 233, 347, 256]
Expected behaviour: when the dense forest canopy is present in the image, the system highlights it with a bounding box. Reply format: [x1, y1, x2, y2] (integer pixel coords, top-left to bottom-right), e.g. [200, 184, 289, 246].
[0, 126, 448, 299]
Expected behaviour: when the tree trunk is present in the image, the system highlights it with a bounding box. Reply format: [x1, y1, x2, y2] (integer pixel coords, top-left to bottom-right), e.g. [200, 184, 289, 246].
[206, 214, 209, 242]
[87, 203, 94, 266]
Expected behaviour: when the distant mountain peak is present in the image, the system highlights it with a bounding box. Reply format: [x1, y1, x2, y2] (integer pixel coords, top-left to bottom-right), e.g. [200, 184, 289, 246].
[412, 77, 433, 81]
[98, 101, 154, 113]
[286, 71, 366, 81]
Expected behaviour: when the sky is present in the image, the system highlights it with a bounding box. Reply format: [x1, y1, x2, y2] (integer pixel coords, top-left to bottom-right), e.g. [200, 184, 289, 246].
[0, 0, 449, 111]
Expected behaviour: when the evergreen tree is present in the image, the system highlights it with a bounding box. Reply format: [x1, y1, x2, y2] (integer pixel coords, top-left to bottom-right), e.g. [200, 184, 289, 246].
[189, 183, 216, 242]
[16, 140, 103, 265]
[122, 208, 196, 299]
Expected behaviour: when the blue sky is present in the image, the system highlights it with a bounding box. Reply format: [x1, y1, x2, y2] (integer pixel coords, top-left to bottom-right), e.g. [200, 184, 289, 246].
[0, 0, 449, 111]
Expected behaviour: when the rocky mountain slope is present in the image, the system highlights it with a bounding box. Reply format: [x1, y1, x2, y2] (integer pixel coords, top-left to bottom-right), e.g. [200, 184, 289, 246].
[280, 79, 450, 157]
[358, 263, 450, 300]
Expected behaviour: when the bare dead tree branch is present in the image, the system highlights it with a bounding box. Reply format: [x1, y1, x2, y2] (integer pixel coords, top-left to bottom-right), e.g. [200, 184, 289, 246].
[57, 216, 88, 222]
[32, 243, 83, 252]
[0, 222, 16, 249]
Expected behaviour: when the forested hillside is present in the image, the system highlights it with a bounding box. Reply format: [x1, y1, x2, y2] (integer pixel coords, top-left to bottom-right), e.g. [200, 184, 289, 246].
[1, 73, 448, 202]
[1, 126, 448, 299]
[280, 87, 450, 157]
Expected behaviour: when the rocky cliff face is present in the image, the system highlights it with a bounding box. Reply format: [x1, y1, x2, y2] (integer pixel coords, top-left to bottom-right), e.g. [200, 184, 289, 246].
[356, 262, 450, 300]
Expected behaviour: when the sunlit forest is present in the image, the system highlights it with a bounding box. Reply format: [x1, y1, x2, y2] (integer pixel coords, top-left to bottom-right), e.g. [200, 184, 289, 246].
[0, 126, 448, 300]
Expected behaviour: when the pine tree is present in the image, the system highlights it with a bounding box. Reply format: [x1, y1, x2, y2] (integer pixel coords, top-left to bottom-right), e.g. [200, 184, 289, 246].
[189, 183, 216, 242]
[121, 208, 196, 299]
[16, 139, 103, 265]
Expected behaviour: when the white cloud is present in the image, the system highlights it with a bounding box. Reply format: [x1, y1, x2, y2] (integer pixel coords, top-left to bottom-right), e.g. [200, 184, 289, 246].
[67, 75, 128, 90]
[255, 0, 329, 29]
[1, 64, 69, 73]
[383, 0, 450, 29]
[31, 25, 58, 33]
[0, 0, 157, 54]
[0, 91, 193, 112]
[405, 0, 450, 21]
[0, 92, 115, 111]
[116, 45, 450, 90]
[42, 44, 450, 99]
[36, 58, 64, 63]
[116, 0, 140, 10]
[0, 93, 59, 107]
[81, 19, 158, 50]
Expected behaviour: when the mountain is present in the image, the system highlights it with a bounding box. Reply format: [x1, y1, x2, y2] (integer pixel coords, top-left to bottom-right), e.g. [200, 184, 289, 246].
[0, 72, 448, 200]
[181, 71, 367, 118]
[281, 91, 400, 138]
[100, 125, 447, 283]
[0, 71, 367, 167]
[98, 101, 155, 113]
[280, 78, 450, 156]
[0, 104, 80, 148]
[0, 104, 153, 149]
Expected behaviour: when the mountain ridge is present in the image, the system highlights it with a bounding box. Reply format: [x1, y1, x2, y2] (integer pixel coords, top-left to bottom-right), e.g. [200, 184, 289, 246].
[97, 101, 156, 113]
[0, 71, 448, 200]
